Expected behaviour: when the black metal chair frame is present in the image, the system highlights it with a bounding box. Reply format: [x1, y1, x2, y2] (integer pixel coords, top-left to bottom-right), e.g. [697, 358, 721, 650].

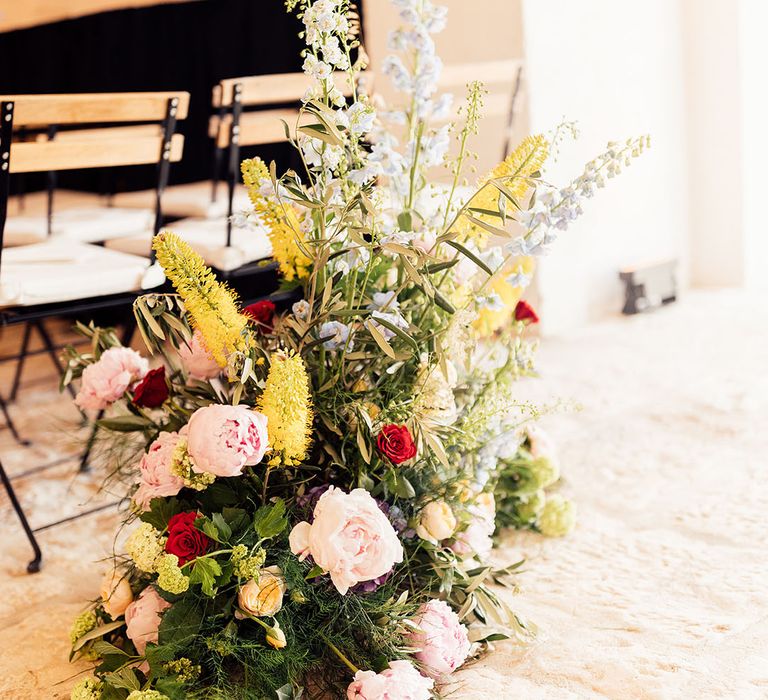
[0, 94, 183, 573]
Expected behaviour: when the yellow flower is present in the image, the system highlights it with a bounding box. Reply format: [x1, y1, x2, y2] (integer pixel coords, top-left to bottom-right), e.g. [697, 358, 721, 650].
[415, 500, 457, 544]
[69, 610, 97, 644]
[265, 621, 287, 649]
[242, 158, 311, 281]
[473, 257, 536, 337]
[152, 232, 247, 367]
[457, 134, 550, 246]
[237, 566, 286, 617]
[258, 351, 313, 466]
[156, 554, 190, 594]
[125, 523, 166, 573]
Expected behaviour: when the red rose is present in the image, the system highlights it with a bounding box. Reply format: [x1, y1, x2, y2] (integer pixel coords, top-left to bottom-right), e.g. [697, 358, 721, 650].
[132, 366, 169, 408]
[514, 300, 539, 324]
[377, 424, 417, 464]
[244, 300, 276, 331]
[165, 511, 211, 566]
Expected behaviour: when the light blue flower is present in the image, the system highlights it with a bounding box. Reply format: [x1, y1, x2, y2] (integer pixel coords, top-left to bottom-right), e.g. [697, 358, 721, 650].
[320, 321, 352, 350]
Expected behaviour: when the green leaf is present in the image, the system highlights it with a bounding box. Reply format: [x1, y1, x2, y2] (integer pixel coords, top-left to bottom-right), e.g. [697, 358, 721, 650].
[140, 497, 183, 531]
[365, 320, 397, 359]
[72, 620, 125, 653]
[397, 210, 412, 231]
[463, 213, 513, 239]
[432, 290, 456, 314]
[200, 519, 221, 544]
[90, 640, 129, 658]
[253, 498, 288, 539]
[213, 511, 235, 541]
[305, 564, 325, 580]
[276, 683, 304, 700]
[158, 599, 203, 647]
[189, 557, 223, 597]
[103, 667, 140, 692]
[444, 240, 493, 275]
[96, 415, 154, 432]
[371, 317, 419, 355]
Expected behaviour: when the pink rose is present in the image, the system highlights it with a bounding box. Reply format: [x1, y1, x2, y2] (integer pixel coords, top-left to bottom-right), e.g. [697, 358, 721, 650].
[186, 404, 269, 477]
[75, 347, 149, 411]
[124, 587, 170, 655]
[178, 330, 221, 380]
[347, 660, 433, 700]
[407, 599, 471, 677]
[133, 432, 185, 511]
[289, 487, 404, 595]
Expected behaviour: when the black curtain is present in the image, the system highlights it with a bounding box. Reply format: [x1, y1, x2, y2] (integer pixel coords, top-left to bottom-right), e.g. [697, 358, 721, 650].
[0, 0, 322, 193]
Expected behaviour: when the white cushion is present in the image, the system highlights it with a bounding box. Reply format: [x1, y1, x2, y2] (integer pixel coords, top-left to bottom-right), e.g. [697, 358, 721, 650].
[2, 207, 155, 247]
[106, 216, 273, 272]
[2, 217, 49, 247]
[53, 207, 155, 242]
[0, 241, 164, 308]
[112, 182, 252, 220]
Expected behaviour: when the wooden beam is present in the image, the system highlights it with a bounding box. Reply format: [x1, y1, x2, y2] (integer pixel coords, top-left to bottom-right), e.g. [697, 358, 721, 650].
[9, 133, 184, 173]
[0, 92, 190, 126]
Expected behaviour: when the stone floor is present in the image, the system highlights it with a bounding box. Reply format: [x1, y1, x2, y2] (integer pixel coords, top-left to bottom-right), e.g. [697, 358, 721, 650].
[1, 289, 767, 699]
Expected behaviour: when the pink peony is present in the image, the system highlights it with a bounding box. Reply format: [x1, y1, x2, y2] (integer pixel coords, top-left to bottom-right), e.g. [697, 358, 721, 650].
[186, 404, 269, 477]
[124, 587, 170, 655]
[347, 660, 433, 700]
[133, 432, 185, 510]
[178, 329, 221, 380]
[75, 347, 149, 411]
[289, 487, 404, 595]
[407, 599, 471, 677]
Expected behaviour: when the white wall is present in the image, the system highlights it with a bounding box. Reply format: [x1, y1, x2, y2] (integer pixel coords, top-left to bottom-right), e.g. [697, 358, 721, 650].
[521, 0, 690, 333]
[740, 0, 768, 289]
[683, 0, 743, 287]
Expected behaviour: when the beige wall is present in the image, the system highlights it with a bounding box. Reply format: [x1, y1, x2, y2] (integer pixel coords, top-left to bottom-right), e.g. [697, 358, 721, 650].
[363, 0, 527, 175]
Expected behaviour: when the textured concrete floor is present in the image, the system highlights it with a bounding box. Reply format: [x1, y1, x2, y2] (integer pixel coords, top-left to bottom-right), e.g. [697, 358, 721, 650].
[1, 289, 766, 699]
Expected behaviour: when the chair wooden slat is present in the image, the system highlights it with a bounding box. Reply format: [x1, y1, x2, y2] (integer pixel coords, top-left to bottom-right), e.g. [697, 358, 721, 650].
[218, 72, 355, 107]
[9, 133, 184, 173]
[213, 108, 312, 148]
[0, 92, 190, 126]
[34, 124, 164, 142]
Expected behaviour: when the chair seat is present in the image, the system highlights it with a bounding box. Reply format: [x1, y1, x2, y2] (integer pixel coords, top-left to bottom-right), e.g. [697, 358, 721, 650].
[0, 241, 164, 308]
[2, 207, 155, 247]
[112, 181, 252, 220]
[106, 216, 273, 272]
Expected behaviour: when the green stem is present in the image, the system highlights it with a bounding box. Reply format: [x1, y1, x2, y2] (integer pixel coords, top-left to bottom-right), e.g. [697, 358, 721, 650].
[325, 638, 359, 674]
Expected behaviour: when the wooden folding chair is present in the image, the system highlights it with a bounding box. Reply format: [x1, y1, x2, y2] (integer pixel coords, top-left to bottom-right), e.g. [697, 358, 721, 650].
[0, 91, 189, 573]
[108, 72, 367, 294]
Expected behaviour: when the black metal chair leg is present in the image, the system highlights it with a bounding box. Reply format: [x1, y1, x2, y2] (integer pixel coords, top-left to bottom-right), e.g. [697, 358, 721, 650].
[8, 322, 32, 402]
[33, 320, 78, 402]
[0, 393, 30, 447]
[0, 458, 42, 573]
[79, 318, 136, 473]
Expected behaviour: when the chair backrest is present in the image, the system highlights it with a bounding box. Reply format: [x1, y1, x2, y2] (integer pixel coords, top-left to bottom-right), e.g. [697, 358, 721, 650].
[207, 72, 371, 246]
[0, 91, 189, 258]
[211, 71, 366, 149]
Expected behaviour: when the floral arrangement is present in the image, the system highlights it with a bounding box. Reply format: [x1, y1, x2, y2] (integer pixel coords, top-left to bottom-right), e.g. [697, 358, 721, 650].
[66, 1, 646, 698]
